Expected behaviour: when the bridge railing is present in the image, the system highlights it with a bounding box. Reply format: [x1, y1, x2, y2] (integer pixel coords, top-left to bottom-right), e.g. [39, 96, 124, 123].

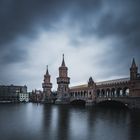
[70, 96, 88, 101]
[96, 95, 130, 98]
[96, 96, 130, 101]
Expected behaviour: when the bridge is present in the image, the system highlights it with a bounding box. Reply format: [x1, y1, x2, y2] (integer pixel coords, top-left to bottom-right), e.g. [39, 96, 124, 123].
[45, 57, 140, 108]
[69, 76, 140, 108]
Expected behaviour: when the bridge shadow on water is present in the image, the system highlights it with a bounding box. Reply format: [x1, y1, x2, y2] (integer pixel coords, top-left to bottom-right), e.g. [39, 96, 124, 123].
[70, 100, 86, 106]
[70, 100, 129, 109]
[96, 100, 129, 109]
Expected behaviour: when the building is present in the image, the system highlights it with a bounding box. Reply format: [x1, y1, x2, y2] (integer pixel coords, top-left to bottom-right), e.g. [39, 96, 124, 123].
[19, 93, 29, 102]
[42, 65, 52, 103]
[30, 89, 43, 102]
[56, 54, 70, 103]
[42, 56, 140, 108]
[0, 85, 27, 102]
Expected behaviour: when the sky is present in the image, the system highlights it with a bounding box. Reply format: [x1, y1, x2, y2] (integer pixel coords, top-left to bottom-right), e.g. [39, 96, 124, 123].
[0, 0, 140, 91]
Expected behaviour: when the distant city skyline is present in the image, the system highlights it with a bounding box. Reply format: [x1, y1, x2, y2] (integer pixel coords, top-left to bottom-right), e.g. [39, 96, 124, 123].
[0, 0, 140, 91]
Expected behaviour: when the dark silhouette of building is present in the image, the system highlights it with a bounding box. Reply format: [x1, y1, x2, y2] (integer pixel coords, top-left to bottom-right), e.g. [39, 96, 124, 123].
[0, 85, 27, 102]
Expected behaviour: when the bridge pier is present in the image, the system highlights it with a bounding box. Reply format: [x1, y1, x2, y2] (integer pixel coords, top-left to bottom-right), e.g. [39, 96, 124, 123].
[95, 97, 140, 109]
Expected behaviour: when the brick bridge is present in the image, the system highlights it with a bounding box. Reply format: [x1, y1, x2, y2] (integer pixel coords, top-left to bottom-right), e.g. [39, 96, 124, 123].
[43, 55, 140, 108]
[69, 59, 140, 108]
[69, 76, 140, 108]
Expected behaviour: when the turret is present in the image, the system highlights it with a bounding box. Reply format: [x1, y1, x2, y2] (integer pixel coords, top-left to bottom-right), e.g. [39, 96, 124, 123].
[42, 65, 52, 100]
[59, 54, 68, 77]
[57, 54, 70, 98]
[130, 58, 138, 80]
[88, 77, 94, 88]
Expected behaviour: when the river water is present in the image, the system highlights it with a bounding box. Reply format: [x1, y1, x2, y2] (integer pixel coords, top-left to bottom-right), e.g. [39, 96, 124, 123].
[0, 103, 140, 140]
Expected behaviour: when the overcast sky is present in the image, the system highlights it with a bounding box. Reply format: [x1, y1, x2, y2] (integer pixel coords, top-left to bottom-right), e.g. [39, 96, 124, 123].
[0, 0, 140, 91]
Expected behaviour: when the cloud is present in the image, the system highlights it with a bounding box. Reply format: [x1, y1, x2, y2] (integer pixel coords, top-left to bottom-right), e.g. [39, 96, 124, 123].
[0, 28, 129, 90]
[0, 0, 140, 91]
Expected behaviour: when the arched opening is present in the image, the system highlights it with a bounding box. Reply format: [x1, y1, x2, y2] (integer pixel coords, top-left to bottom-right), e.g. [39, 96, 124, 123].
[78, 92, 80, 97]
[84, 91, 86, 97]
[106, 89, 111, 97]
[70, 99, 86, 105]
[96, 89, 100, 97]
[111, 88, 115, 97]
[117, 88, 122, 97]
[97, 100, 128, 109]
[70, 92, 72, 97]
[126, 88, 129, 96]
[75, 92, 77, 97]
[101, 89, 105, 97]
[123, 87, 129, 97]
[88, 91, 92, 99]
[81, 91, 83, 97]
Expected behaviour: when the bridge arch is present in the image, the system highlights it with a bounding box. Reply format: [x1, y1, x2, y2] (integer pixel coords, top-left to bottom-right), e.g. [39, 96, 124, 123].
[81, 91, 83, 97]
[106, 88, 111, 97]
[116, 88, 123, 97]
[97, 89, 100, 97]
[123, 87, 129, 97]
[70, 99, 86, 105]
[78, 92, 80, 97]
[101, 89, 105, 97]
[111, 88, 116, 97]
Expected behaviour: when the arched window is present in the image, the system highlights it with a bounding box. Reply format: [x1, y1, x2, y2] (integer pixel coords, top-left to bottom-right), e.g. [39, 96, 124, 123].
[96, 89, 100, 97]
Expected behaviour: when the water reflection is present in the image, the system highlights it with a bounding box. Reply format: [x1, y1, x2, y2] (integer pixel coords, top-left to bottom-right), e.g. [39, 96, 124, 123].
[129, 109, 140, 140]
[0, 104, 140, 140]
[42, 105, 139, 140]
[43, 105, 70, 140]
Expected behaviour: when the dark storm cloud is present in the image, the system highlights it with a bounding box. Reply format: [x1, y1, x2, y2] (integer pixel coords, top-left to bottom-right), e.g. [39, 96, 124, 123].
[68, 0, 140, 67]
[0, 0, 61, 45]
[0, 0, 67, 64]
[0, 0, 140, 81]
[0, 1, 139, 43]
[0, 44, 27, 64]
[0, 0, 99, 45]
[0, 0, 103, 65]
[96, 0, 140, 56]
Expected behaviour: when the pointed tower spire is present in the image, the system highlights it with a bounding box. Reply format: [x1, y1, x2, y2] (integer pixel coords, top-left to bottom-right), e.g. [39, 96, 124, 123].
[130, 58, 138, 80]
[131, 58, 137, 68]
[46, 65, 49, 75]
[61, 54, 65, 66]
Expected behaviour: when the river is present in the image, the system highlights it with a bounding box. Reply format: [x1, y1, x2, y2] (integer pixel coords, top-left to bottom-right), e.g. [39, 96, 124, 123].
[0, 103, 140, 140]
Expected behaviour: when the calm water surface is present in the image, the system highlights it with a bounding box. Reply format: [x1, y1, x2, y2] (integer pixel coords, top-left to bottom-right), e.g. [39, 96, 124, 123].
[0, 103, 140, 140]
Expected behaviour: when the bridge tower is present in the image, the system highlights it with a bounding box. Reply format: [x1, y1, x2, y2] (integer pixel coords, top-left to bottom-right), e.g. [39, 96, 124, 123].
[57, 54, 70, 101]
[42, 65, 52, 102]
[130, 58, 140, 97]
[88, 77, 96, 101]
[130, 58, 138, 80]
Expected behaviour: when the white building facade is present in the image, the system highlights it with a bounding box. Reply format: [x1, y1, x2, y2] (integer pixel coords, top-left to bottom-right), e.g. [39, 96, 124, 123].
[19, 93, 29, 102]
[18, 85, 29, 102]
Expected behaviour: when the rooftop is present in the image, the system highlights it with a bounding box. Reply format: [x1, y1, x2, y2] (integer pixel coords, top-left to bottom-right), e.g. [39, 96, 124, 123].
[70, 77, 130, 89]
[96, 77, 130, 85]
[70, 84, 87, 89]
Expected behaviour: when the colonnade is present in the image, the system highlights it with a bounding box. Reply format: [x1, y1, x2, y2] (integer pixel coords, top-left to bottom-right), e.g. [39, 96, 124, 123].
[96, 87, 129, 98]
